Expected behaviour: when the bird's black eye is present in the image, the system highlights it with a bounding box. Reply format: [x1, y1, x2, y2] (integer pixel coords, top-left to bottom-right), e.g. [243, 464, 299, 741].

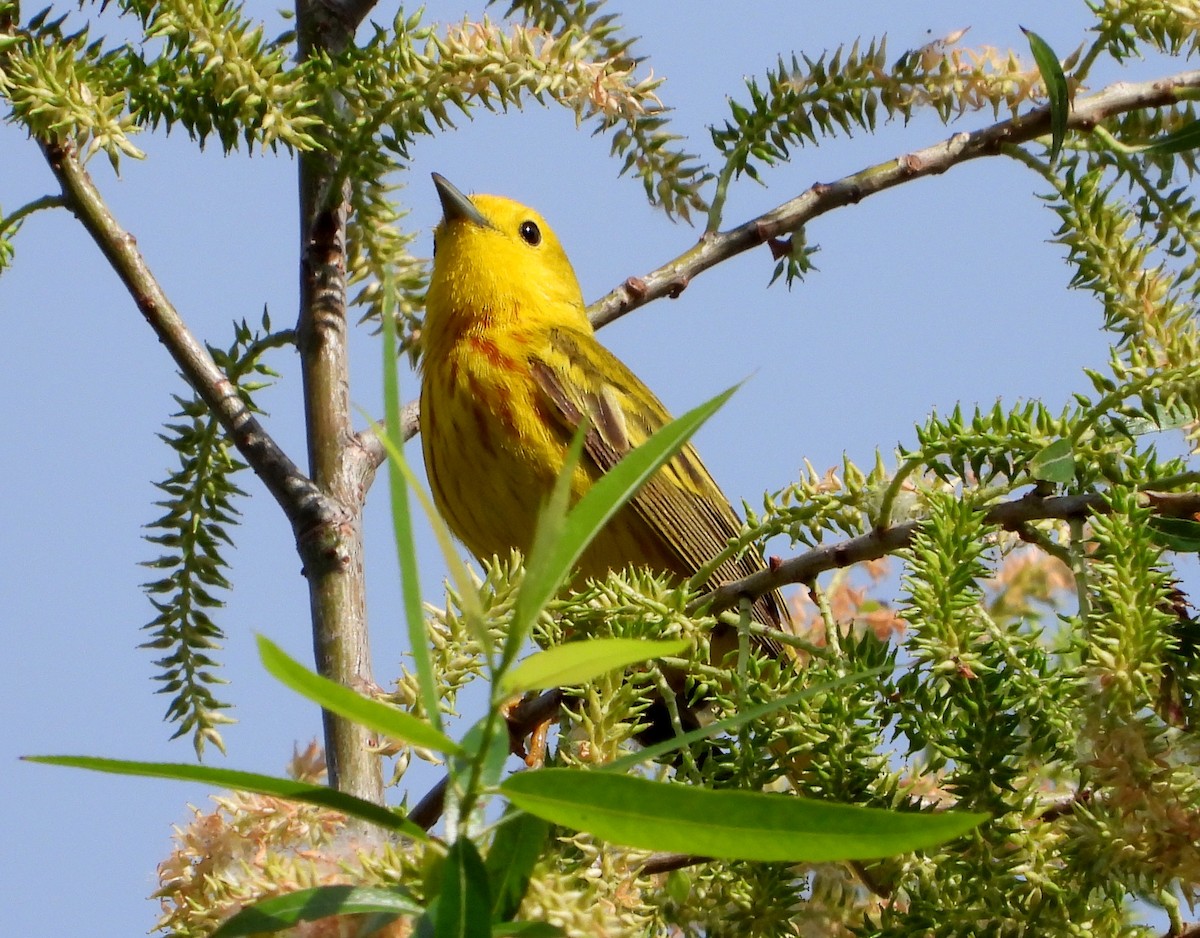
[519, 220, 541, 246]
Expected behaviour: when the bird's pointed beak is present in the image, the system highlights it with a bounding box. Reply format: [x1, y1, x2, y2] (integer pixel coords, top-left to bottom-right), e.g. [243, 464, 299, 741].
[432, 173, 493, 229]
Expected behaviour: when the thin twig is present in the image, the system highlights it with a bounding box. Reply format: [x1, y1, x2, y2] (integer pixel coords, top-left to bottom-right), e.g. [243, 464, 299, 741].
[588, 69, 1200, 329]
[353, 398, 421, 470]
[639, 852, 711, 875]
[697, 488, 1200, 617]
[408, 484, 1200, 830]
[37, 138, 325, 530]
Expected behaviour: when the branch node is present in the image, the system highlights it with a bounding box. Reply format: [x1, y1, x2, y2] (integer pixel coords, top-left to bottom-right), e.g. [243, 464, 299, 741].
[767, 237, 793, 261]
[623, 276, 649, 301]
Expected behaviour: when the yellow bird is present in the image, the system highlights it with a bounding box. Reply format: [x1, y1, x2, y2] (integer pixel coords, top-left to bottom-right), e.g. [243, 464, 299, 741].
[420, 174, 788, 732]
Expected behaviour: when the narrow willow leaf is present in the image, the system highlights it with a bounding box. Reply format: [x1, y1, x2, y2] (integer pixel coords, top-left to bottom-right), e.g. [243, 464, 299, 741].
[257, 637, 461, 756]
[1029, 438, 1075, 483]
[382, 304, 444, 732]
[211, 885, 421, 937]
[508, 386, 738, 660]
[438, 837, 492, 938]
[367, 415, 488, 646]
[25, 756, 426, 839]
[491, 923, 564, 937]
[500, 638, 689, 693]
[504, 426, 586, 669]
[1023, 27, 1068, 164]
[1148, 516, 1200, 552]
[454, 715, 511, 793]
[501, 770, 986, 862]
[486, 811, 551, 922]
[1143, 119, 1200, 154]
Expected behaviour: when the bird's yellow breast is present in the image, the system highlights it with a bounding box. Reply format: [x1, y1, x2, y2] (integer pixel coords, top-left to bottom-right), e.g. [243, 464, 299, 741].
[420, 319, 572, 563]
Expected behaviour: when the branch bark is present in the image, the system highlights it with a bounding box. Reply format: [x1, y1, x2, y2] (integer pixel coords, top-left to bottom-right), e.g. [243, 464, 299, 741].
[37, 133, 383, 799]
[37, 138, 324, 529]
[399, 487, 1200, 827]
[698, 488, 1200, 617]
[587, 69, 1200, 329]
[293, 0, 384, 803]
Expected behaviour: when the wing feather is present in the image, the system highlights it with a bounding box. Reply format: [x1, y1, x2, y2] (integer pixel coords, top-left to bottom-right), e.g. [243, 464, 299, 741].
[531, 327, 788, 643]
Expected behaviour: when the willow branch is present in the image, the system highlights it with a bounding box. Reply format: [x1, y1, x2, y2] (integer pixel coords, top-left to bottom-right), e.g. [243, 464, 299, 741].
[37, 138, 325, 531]
[294, 0, 384, 804]
[587, 68, 1200, 329]
[352, 399, 421, 471]
[698, 488, 1200, 617]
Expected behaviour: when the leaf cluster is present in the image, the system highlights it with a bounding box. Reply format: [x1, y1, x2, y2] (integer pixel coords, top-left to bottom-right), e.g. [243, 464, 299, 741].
[141, 312, 290, 756]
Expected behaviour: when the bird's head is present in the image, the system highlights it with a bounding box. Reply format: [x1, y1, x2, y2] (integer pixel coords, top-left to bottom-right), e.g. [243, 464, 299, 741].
[426, 174, 588, 338]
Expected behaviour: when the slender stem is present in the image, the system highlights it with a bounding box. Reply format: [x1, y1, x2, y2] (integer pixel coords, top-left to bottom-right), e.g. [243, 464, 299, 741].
[410, 689, 563, 832]
[1068, 516, 1091, 621]
[811, 580, 841, 657]
[0, 194, 65, 236]
[698, 488, 1200, 617]
[587, 69, 1200, 330]
[36, 138, 323, 527]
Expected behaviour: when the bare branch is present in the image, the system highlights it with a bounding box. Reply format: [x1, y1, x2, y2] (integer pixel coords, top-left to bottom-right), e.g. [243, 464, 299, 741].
[698, 488, 1200, 616]
[390, 70, 1200, 454]
[37, 138, 326, 532]
[588, 69, 1200, 329]
[353, 398, 421, 473]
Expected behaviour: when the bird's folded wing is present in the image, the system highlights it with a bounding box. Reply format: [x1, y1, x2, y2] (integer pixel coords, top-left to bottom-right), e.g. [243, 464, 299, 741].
[531, 327, 787, 639]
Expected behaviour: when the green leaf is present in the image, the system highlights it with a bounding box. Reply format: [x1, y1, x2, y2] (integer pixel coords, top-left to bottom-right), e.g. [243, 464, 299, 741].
[24, 755, 427, 839]
[504, 426, 587, 669]
[500, 638, 689, 693]
[438, 837, 492, 938]
[382, 301, 445, 732]
[486, 811, 550, 921]
[491, 923, 564, 937]
[507, 386, 738, 663]
[1143, 119, 1200, 155]
[454, 716, 511, 793]
[211, 885, 421, 937]
[1029, 438, 1075, 483]
[501, 770, 986, 862]
[367, 411, 490, 649]
[1148, 516, 1200, 552]
[1023, 27, 1068, 165]
[258, 636, 461, 756]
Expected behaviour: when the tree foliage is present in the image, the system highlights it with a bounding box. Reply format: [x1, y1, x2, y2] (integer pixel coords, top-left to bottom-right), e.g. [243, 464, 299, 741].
[7, 0, 1200, 935]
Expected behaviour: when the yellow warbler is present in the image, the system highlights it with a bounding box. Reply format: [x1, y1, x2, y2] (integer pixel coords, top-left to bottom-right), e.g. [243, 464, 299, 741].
[420, 174, 789, 661]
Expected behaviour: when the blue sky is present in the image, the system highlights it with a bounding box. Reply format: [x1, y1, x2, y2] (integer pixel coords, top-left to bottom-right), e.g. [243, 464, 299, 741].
[2, 2, 1176, 933]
